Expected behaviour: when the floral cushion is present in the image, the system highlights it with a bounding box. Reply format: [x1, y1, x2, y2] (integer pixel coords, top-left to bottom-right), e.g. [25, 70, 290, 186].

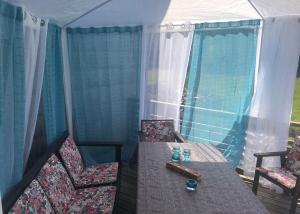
[67, 186, 116, 214]
[286, 136, 300, 175]
[9, 179, 54, 214]
[37, 154, 75, 213]
[74, 162, 118, 188]
[59, 136, 85, 180]
[256, 167, 296, 189]
[141, 120, 175, 142]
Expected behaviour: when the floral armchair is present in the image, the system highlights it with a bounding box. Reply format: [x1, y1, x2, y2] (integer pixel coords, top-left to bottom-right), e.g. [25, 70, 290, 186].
[139, 120, 185, 143]
[252, 137, 300, 214]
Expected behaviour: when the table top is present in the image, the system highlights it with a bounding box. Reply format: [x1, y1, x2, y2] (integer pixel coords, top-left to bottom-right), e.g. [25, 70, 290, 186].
[137, 142, 269, 214]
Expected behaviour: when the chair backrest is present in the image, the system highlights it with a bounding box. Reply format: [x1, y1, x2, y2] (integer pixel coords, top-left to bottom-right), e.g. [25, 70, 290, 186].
[286, 136, 300, 174]
[37, 154, 75, 213]
[59, 136, 85, 180]
[140, 120, 176, 142]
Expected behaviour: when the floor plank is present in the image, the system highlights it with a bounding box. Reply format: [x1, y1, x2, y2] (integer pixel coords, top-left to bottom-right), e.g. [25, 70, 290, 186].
[117, 164, 300, 214]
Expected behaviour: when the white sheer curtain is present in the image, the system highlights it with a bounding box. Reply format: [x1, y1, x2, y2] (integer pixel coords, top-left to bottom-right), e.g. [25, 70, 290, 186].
[242, 16, 300, 177]
[140, 24, 194, 131]
[61, 28, 73, 137]
[23, 11, 48, 168]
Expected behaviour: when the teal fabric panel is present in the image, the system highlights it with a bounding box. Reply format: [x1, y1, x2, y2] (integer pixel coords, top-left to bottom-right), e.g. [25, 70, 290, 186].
[67, 26, 142, 162]
[42, 24, 67, 145]
[0, 1, 25, 194]
[181, 20, 260, 167]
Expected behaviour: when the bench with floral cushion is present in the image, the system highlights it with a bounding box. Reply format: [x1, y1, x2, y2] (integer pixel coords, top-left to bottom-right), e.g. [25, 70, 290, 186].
[2, 132, 122, 214]
[252, 136, 300, 214]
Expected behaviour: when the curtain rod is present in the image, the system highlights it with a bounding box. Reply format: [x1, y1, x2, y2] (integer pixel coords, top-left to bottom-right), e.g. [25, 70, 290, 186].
[151, 24, 260, 33]
[159, 22, 260, 29]
[63, 0, 112, 28]
[194, 25, 261, 31]
[159, 23, 193, 28]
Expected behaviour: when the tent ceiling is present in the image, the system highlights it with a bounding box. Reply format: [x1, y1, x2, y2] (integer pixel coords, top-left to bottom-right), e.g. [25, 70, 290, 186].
[4, 0, 109, 26]
[68, 0, 261, 27]
[5, 0, 261, 27]
[250, 0, 300, 18]
[4, 0, 300, 27]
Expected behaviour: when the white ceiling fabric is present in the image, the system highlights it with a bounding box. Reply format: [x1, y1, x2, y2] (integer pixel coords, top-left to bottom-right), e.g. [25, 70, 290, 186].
[68, 0, 261, 27]
[250, 0, 300, 18]
[5, 0, 262, 27]
[3, 0, 108, 26]
[3, 0, 300, 27]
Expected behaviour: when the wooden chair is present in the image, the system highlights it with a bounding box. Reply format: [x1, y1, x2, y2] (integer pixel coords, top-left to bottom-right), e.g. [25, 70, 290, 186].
[129, 119, 185, 165]
[139, 119, 185, 143]
[252, 137, 300, 214]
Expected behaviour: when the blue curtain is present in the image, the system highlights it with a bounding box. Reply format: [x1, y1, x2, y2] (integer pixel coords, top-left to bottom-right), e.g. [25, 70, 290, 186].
[0, 1, 25, 194]
[181, 20, 260, 167]
[42, 24, 67, 145]
[67, 26, 142, 162]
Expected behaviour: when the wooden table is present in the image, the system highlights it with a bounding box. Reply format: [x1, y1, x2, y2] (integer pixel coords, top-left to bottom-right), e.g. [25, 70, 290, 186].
[137, 142, 269, 214]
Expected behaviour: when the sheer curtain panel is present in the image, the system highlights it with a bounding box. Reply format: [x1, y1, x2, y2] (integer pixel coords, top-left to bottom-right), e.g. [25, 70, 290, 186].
[242, 17, 300, 177]
[0, 1, 25, 194]
[61, 28, 73, 137]
[181, 20, 260, 167]
[42, 24, 67, 145]
[140, 25, 194, 131]
[23, 11, 48, 168]
[67, 26, 142, 162]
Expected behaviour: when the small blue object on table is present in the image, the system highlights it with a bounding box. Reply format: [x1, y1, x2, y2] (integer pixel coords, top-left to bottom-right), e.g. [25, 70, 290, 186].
[182, 148, 191, 163]
[172, 146, 181, 163]
[186, 179, 198, 191]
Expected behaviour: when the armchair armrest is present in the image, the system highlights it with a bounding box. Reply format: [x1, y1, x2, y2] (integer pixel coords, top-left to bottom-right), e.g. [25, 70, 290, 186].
[174, 131, 186, 143]
[77, 141, 123, 163]
[254, 151, 287, 168]
[254, 151, 287, 158]
[293, 173, 300, 179]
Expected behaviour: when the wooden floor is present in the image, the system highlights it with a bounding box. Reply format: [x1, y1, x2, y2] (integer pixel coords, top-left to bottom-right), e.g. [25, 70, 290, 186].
[117, 163, 300, 214]
[118, 164, 138, 214]
[244, 179, 300, 214]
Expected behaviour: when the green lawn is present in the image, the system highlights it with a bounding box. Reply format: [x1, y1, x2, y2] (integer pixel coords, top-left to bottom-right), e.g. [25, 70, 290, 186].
[292, 78, 300, 122]
[289, 77, 300, 142]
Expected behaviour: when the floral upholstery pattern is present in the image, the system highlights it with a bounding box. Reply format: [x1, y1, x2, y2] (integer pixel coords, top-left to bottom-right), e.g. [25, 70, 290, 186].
[9, 143, 118, 214]
[67, 186, 116, 214]
[9, 180, 54, 214]
[60, 136, 119, 188]
[256, 167, 296, 189]
[74, 162, 118, 188]
[59, 136, 85, 180]
[286, 136, 300, 175]
[37, 154, 75, 213]
[141, 120, 176, 142]
[36, 155, 116, 213]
